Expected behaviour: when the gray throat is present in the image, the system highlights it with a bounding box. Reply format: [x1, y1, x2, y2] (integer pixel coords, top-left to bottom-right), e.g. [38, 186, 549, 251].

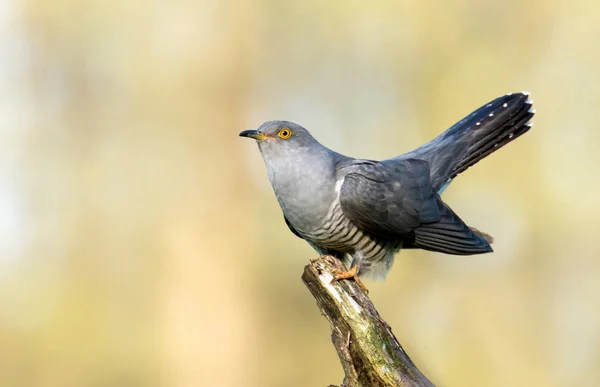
[262, 144, 340, 234]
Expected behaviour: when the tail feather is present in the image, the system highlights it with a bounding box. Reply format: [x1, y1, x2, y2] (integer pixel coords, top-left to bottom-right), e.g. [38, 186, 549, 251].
[452, 94, 534, 177]
[394, 92, 535, 192]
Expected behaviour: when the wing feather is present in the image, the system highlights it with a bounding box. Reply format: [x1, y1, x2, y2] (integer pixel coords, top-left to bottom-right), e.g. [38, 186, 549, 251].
[338, 159, 492, 255]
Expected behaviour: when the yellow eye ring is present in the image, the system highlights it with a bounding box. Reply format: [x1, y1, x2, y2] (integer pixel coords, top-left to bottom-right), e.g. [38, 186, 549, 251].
[277, 128, 292, 139]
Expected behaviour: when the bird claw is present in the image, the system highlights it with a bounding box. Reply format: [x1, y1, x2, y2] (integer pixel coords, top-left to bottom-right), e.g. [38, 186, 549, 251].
[331, 265, 369, 294]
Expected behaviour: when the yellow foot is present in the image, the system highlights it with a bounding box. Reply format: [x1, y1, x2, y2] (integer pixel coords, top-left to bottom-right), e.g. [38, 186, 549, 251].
[331, 265, 369, 294]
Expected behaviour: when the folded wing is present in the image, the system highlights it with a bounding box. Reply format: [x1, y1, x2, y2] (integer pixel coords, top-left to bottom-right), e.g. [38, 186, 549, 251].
[338, 159, 492, 255]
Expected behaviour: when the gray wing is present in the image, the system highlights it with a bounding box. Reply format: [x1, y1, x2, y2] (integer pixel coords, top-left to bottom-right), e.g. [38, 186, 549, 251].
[338, 159, 492, 255]
[338, 159, 439, 238]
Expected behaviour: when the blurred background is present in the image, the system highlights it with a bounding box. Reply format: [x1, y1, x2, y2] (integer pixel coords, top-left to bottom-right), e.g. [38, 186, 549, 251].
[1, 0, 599, 386]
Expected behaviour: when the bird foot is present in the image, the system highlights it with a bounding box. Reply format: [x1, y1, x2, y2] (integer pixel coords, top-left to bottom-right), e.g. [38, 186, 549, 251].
[331, 265, 369, 294]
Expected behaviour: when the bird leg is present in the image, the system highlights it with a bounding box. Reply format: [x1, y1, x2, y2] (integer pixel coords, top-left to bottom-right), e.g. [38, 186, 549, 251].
[331, 265, 369, 294]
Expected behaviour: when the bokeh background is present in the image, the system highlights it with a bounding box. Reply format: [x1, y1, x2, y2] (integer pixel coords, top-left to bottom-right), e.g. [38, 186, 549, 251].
[1, 0, 599, 386]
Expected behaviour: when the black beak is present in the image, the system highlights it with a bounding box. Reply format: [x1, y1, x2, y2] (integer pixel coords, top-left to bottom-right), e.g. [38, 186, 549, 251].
[239, 130, 267, 141]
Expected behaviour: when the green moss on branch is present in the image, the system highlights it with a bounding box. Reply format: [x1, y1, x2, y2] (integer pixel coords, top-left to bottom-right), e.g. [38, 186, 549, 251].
[302, 256, 435, 387]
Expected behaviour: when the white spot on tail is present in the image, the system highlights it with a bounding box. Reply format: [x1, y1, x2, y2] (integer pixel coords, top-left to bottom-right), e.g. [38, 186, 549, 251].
[525, 121, 533, 127]
[494, 144, 499, 147]
[489, 113, 494, 117]
[528, 107, 536, 113]
[525, 99, 533, 105]
[522, 90, 531, 95]
[487, 103, 492, 107]
[476, 122, 481, 126]
[503, 103, 508, 107]
[508, 133, 514, 139]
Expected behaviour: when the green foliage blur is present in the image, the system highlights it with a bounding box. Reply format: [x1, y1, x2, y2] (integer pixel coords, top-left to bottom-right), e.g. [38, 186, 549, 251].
[1, 0, 599, 386]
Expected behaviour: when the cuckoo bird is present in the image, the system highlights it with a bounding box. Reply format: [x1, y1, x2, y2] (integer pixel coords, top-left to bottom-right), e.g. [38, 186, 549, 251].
[240, 92, 534, 292]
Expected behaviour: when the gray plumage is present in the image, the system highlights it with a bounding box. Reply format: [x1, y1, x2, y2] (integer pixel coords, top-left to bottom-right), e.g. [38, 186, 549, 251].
[240, 93, 534, 278]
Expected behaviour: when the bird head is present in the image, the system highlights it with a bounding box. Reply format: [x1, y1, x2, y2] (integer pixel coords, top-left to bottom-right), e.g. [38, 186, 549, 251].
[239, 121, 318, 157]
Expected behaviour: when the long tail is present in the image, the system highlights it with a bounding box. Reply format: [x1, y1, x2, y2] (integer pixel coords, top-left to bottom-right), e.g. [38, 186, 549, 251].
[398, 92, 535, 192]
[449, 92, 534, 178]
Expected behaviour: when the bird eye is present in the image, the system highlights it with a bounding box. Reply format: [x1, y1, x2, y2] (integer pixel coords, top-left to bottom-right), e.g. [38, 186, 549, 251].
[277, 128, 292, 139]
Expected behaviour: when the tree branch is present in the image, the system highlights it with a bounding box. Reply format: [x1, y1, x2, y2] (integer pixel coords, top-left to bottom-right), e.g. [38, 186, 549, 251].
[301, 255, 435, 387]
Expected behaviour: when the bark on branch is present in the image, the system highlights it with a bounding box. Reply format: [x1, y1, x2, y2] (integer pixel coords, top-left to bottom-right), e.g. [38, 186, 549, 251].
[301, 255, 435, 387]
